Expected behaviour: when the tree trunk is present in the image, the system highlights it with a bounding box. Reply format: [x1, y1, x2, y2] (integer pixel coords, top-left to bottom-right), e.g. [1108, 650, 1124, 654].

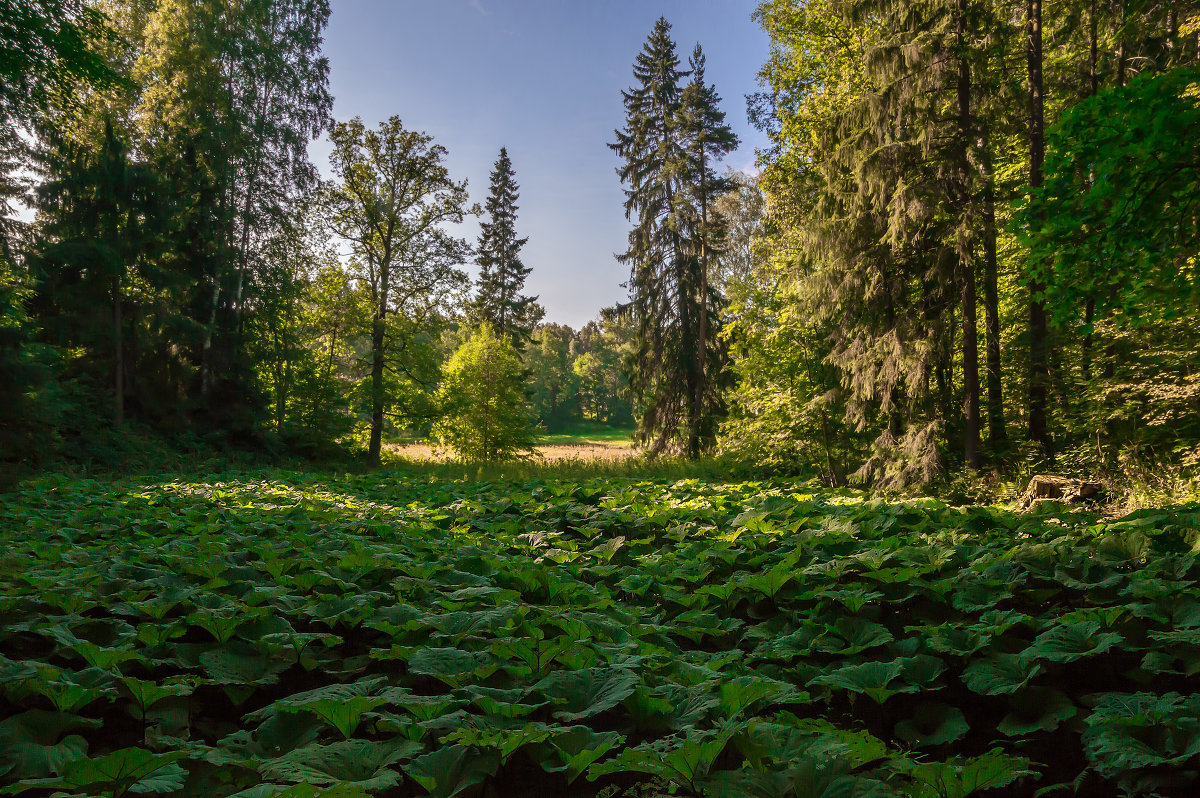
[1026, 0, 1052, 456]
[368, 259, 391, 467]
[693, 148, 709, 461]
[113, 275, 124, 426]
[981, 132, 1006, 446]
[1082, 6, 1098, 382]
[957, 0, 981, 471]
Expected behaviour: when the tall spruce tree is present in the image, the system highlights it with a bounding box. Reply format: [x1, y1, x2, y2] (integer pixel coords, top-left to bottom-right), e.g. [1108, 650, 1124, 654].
[610, 18, 734, 457]
[678, 45, 738, 458]
[472, 147, 541, 347]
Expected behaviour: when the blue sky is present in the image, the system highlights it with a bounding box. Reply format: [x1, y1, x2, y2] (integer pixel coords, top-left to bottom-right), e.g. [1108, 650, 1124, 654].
[310, 0, 771, 328]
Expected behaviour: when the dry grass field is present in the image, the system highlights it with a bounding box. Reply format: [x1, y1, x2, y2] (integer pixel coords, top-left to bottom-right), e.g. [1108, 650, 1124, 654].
[386, 429, 638, 463]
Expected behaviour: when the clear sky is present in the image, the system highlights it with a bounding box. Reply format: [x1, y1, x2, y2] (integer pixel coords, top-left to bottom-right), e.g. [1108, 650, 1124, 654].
[309, 0, 770, 329]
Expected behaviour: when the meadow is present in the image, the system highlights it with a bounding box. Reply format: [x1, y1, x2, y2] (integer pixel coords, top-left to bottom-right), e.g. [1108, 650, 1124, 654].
[1, 469, 1199, 797]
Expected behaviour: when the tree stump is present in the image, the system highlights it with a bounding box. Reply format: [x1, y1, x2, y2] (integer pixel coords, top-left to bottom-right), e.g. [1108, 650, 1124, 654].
[1017, 474, 1105, 512]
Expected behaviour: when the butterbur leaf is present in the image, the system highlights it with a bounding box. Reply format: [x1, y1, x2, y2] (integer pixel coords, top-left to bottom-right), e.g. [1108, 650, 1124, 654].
[962, 653, 1043, 695]
[406, 647, 489, 685]
[446, 723, 554, 763]
[0, 710, 99, 779]
[587, 726, 734, 785]
[251, 678, 388, 720]
[228, 784, 373, 798]
[297, 696, 384, 739]
[826, 616, 894, 655]
[894, 702, 969, 748]
[387, 692, 465, 722]
[125, 761, 186, 793]
[998, 688, 1077, 737]
[699, 769, 790, 797]
[717, 675, 805, 719]
[529, 726, 623, 783]
[70, 640, 143, 671]
[11, 747, 187, 796]
[1082, 692, 1200, 778]
[258, 740, 420, 790]
[121, 677, 193, 711]
[454, 685, 547, 718]
[536, 667, 640, 721]
[809, 659, 905, 703]
[1021, 621, 1123, 662]
[893, 749, 1034, 798]
[403, 744, 501, 798]
[200, 642, 287, 686]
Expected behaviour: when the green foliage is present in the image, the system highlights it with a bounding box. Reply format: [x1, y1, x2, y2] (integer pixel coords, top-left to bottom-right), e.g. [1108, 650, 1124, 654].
[433, 324, 536, 461]
[1026, 67, 1200, 325]
[746, 0, 1200, 483]
[611, 19, 736, 457]
[323, 115, 470, 466]
[471, 147, 543, 346]
[2, 472, 1200, 795]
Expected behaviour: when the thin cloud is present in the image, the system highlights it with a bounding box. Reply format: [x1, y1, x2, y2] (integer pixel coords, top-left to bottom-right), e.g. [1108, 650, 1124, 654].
[468, 0, 490, 15]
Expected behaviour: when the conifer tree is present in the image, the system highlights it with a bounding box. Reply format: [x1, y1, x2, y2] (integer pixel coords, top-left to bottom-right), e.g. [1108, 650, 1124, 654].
[610, 18, 735, 457]
[472, 147, 542, 347]
[678, 44, 738, 458]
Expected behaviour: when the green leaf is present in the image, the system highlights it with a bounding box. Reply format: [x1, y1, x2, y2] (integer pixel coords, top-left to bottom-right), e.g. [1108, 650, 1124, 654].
[895, 750, 1034, 798]
[536, 666, 640, 721]
[258, 740, 420, 790]
[529, 725, 623, 784]
[962, 653, 1043, 695]
[809, 659, 905, 704]
[406, 647, 489, 685]
[402, 744, 501, 798]
[10, 747, 186, 796]
[281, 696, 384, 739]
[1021, 621, 1123, 662]
[0, 710, 100, 780]
[894, 702, 969, 748]
[998, 687, 1077, 737]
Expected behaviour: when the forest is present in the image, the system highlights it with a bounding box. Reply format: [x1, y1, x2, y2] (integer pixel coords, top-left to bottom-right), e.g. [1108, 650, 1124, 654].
[1, 0, 1197, 491]
[2, 0, 1200, 797]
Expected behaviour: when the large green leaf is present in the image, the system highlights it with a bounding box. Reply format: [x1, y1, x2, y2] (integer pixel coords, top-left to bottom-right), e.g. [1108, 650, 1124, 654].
[997, 687, 1077, 737]
[809, 660, 905, 704]
[893, 750, 1034, 798]
[1021, 621, 1123, 663]
[402, 744, 501, 798]
[961, 653, 1043, 695]
[258, 740, 420, 790]
[536, 667, 640, 721]
[895, 703, 969, 748]
[6, 748, 186, 796]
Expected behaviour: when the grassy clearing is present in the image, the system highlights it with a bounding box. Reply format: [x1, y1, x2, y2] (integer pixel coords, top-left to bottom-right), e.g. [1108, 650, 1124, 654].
[387, 427, 637, 468]
[1, 470, 1199, 796]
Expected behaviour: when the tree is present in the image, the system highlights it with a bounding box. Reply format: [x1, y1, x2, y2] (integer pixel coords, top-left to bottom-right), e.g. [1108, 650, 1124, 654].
[677, 44, 739, 457]
[711, 170, 766, 302]
[1025, 0, 1052, 457]
[473, 147, 542, 347]
[433, 323, 535, 461]
[525, 322, 579, 431]
[610, 18, 735, 457]
[324, 116, 470, 466]
[1025, 66, 1200, 326]
[129, 0, 331, 416]
[30, 119, 165, 426]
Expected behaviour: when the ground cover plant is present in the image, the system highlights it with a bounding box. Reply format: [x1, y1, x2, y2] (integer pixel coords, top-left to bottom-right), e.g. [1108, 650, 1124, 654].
[1, 472, 1199, 797]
